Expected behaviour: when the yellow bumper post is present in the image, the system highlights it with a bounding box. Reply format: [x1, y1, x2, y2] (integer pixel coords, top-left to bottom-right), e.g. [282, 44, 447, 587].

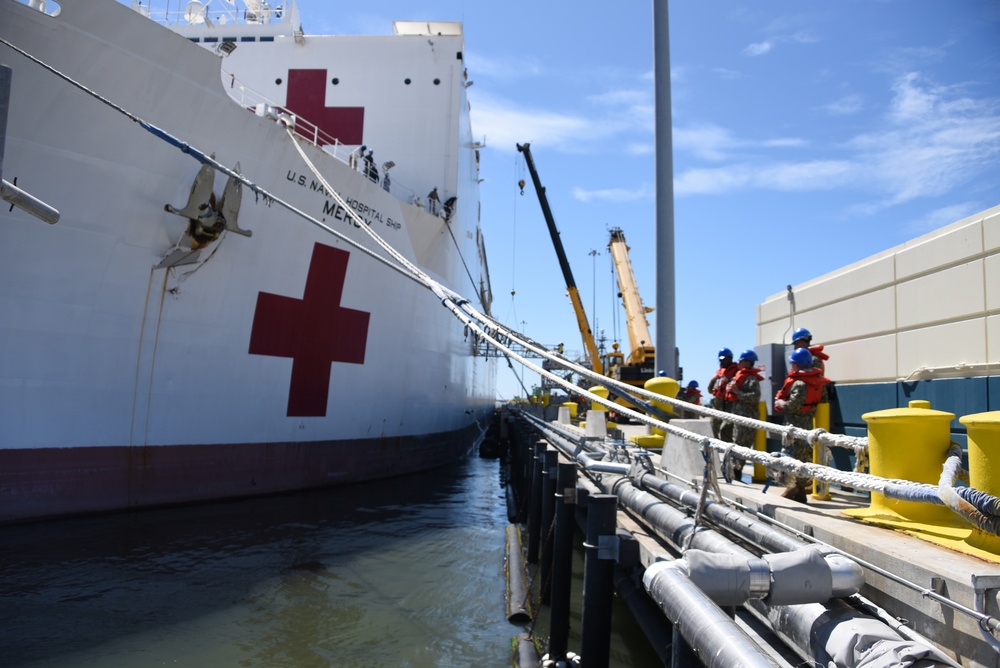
[630, 376, 679, 448]
[845, 400, 956, 525]
[960, 411, 1000, 554]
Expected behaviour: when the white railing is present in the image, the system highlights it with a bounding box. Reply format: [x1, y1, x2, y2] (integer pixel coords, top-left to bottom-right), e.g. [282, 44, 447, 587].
[130, 1, 288, 28]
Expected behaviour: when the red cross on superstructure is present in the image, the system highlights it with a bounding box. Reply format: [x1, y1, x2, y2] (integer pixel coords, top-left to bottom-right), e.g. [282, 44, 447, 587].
[248, 243, 370, 417]
[285, 69, 365, 146]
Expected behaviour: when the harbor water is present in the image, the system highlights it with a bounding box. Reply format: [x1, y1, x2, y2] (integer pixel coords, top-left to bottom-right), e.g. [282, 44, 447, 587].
[1, 452, 658, 667]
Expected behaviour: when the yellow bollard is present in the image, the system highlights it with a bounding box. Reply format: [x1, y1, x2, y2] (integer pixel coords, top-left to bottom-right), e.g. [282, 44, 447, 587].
[541, 394, 550, 407]
[960, 411, 1000, 554]
[752, 401, 768, 483]
[583, 385, 618, 430]
[812, 402, 832, 500]
[588, 386, 609, 412]
[630, 376, 679, 447]
[561, 401, 578, 420]
[845, 400, 956, 525]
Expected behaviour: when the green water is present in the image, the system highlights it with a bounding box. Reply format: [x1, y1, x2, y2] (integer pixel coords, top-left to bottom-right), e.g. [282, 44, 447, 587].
[1, 456, 658, 667]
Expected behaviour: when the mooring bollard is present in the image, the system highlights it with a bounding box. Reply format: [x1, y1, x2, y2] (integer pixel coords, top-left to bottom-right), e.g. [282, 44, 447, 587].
[961, 410, 1000, 553]
[846, 400, 956, 524]
[547, 462, 578, 660]
[580, 494, 617, 668]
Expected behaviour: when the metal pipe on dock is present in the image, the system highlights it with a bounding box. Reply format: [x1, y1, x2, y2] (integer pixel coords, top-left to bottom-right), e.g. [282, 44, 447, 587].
[510, 409, 961, 665]
[643, 560, 781, 668]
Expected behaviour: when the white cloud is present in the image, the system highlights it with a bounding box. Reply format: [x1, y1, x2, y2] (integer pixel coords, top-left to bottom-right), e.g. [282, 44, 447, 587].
[572, 184, 654, 203]
[673, 124, 806, 161]
[673, 124, 739, 161]
[849, 72, 1000, 205]
[674, 160, 854, 196]
[672, 71, 1000, 208]
[905, 203, 981, 235]
[744, 41, 773, 57]
[470, 95, 592, 152]
[822, 94, 864, 116]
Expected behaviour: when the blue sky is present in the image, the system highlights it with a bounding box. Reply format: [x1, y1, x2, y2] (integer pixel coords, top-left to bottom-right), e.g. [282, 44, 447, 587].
[299, 0, 1000, 400]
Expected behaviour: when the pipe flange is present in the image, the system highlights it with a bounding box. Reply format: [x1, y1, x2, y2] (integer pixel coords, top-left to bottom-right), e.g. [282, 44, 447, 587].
[748, 558, 770, 599]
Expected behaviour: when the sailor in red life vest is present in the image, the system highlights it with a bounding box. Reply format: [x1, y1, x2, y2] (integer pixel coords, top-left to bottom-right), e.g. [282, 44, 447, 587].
[774, 347, 831, 503]
[706, 348, 738, 442]
[724, 349, 763, 481]
[792, 327, 829, 374]
[677, 380, 702, 418]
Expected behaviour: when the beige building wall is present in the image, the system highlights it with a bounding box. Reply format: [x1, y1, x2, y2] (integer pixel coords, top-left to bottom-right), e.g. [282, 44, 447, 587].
[757, 204, 1000, 383]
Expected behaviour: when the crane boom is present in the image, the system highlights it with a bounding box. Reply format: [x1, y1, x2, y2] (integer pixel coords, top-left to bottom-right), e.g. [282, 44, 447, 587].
[608, 227, 655, 368]
[516, 143, 603, 374]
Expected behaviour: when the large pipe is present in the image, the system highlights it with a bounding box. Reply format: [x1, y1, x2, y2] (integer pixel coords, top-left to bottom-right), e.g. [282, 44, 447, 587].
[513, 633, 541, 668]
[612, 566, 673, 664]
[745, 597, 960, 668]
[643, 560, 781, 668]
[505, 524, 531, 624]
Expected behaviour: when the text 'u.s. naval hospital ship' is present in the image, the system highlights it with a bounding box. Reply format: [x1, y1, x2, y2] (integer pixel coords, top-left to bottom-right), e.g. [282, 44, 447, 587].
[0, 0, 497, 523]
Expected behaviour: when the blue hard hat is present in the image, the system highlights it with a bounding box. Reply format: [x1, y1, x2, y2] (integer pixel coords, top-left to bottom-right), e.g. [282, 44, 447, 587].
[789, 348, 813, 367]
[657, 369, 667, 377]
[792, 327, 812, 343]
[739, 349, 758, 363]
[718, 348, 733, 360]
[687, 380, 699, 388]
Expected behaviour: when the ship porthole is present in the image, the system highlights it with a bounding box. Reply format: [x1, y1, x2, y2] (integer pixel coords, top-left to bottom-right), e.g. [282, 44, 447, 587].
[331, 77, 340, 85]
[275, 78, 283, 85]
[433, 78, 441, 85]
[404, 78, 412, 85]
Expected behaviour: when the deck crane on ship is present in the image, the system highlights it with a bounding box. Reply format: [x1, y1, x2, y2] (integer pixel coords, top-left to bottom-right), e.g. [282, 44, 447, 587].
[516, 142, 603, 376]
[606, 227, 656, 388]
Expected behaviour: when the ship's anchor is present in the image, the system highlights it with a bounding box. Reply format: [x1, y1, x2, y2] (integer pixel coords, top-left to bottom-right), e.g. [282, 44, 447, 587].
[164, 155, 252, 250]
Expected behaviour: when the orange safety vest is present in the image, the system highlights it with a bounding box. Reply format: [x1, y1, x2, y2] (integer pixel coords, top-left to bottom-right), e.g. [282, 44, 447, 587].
[710, 364, 738, 399]
[682, 388, 702, 403]
[724, 367, 763, 403]
[775, 368, 829, 413]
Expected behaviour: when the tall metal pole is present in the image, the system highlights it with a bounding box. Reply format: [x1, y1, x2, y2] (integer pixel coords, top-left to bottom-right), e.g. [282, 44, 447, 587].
[653, 0, 677, 378]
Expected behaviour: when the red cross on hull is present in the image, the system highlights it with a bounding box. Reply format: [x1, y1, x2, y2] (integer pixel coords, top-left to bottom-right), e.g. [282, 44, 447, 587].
[285, 69, 364, 146]
[248, 243, 370, 417]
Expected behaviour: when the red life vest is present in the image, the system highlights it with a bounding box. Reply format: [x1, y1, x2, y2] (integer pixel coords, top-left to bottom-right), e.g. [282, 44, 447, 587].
[682, 388, 702, 403]
[808, 344, 829, 361]
[724, 367, 763, 402]
[775, 368, 829, 413]
[710, 364, 738, 398]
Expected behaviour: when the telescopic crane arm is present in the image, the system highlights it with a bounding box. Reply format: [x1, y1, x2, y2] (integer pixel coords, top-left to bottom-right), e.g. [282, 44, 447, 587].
[608, 227, 655, 368]
[516, 142, 603, 374]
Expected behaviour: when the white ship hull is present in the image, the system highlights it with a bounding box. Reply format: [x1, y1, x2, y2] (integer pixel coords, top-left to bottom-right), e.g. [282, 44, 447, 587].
[0, 0, 496, 522]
